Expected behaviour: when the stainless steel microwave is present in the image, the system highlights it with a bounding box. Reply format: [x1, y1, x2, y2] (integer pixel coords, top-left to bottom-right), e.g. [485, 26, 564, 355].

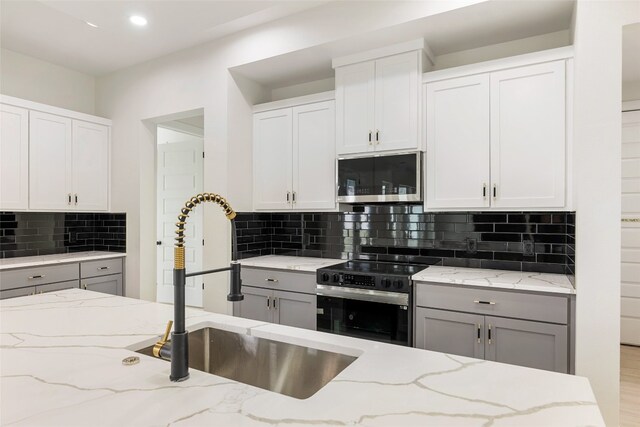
[336, 152, 422, 203]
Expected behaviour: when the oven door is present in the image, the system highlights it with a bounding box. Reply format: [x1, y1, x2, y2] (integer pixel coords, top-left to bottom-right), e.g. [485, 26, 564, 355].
[316, 285, 411, 346]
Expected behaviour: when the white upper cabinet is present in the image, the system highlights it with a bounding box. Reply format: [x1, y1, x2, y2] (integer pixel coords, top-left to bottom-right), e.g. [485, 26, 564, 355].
[335, 50, 422, 155]
[335, 61, 375, 155]
[0, 104, 29, 210]
[2, 96, 112, 212]
[374, 52, 420, 152]
[426, 74, 490, 209]
[29, 111, 74, 210]
[490, 61, 566, 208]
[424, 55, 568, 211]
[292, 101, 336, 210]
[253, 96, 336, 211]
[72, 120, 109, 211]
[253, 108, 293, 211]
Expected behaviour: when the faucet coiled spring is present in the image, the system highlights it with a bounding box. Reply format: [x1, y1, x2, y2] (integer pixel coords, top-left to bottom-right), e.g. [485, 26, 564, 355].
[174, 193, 236, 251]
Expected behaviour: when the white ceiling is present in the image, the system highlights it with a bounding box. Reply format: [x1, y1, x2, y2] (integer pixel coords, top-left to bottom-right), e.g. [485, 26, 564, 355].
[623, 23, 640, 84]
[0, 0, 328, 76]
[232, 0, 575, 89]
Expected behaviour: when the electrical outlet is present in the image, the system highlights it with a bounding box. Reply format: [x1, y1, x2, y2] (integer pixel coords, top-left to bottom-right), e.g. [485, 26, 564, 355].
[466, 238, 477, 254]
[523, 240, 535, 256]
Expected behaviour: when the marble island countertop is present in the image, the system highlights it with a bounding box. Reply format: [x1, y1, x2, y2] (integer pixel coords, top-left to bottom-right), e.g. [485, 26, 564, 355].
[0, 251, 126, 271]
[1, 289, 601, 426]
[412, 266, 575, 295]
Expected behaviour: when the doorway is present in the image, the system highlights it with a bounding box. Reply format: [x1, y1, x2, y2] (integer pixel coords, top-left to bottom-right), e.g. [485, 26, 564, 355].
[156, 116, 204, 307]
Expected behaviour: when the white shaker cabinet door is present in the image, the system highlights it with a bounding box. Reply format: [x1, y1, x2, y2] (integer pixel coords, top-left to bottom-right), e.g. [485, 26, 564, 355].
[29, 111, 73, 210]
[425, 74, 490, 209]
[335, 61, 375, 155]
[292, 101, 336, 210]
[0, 104, 29, 210]
[374, 51, 420, 152]
[490, 61, 566, 208]
[72, 120, 109, 211]
[253, 108, 292, 210]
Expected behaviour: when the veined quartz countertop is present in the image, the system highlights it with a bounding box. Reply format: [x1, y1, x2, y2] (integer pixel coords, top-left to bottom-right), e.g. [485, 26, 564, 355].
[240, 255, 343, 272]
[0, 289, 601, 426]
[412, 266, 575, 295]
[0, 251, 126, 271]
[239, 255, 574, 295]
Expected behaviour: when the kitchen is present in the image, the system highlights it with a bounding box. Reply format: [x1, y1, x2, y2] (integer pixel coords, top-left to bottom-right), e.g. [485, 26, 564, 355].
[2, 2, 640, 425]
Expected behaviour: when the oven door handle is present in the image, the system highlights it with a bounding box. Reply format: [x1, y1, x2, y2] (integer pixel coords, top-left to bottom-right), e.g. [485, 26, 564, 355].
[316, 285, 409, 306]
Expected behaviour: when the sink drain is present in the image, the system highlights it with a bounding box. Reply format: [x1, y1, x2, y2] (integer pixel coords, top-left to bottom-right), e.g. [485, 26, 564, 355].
[122, 356, 140, 366]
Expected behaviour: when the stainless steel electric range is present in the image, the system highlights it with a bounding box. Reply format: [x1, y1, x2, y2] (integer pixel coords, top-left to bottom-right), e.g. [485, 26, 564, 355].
[316, 260, 433, 347]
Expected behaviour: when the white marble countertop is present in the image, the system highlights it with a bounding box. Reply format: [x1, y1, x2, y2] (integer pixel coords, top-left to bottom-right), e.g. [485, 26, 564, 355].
[412, 266, 575, 295]
[240, 255, 343, 272]
[1, 289, 601, 426]
[0, 251, 126, 271]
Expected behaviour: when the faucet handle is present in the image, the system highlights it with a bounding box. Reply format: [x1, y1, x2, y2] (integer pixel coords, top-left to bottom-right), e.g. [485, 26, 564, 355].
[153, 320, 173, 358]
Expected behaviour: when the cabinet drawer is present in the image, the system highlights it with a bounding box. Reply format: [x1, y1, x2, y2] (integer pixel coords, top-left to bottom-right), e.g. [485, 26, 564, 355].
[81, 258, 122, 278]
[415, 282, 568, 324]
[0, 264, 79, 291]
[241, 268, 316, 294]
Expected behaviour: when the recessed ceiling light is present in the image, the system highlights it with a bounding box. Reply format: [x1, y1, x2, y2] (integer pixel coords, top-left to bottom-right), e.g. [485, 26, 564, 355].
[85, 21, 98, 28]
[129, 15, 147, 26]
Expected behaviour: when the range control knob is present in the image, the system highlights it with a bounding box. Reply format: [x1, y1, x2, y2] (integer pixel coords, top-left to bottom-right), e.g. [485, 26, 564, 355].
[393, 279, 404, 290]
[321, 273, 330, 282]
[332, 274, 340, 283]
[381, 278, 392, 288]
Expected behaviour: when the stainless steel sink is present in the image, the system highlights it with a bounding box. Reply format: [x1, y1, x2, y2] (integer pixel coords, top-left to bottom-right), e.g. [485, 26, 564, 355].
[135, 327, 358, 399]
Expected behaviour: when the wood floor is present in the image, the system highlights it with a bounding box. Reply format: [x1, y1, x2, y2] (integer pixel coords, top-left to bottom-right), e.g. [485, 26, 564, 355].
[621, 345, 640, 427]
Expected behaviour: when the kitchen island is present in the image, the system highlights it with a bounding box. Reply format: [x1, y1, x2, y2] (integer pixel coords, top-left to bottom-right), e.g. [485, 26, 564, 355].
[1, 289, 602, 426]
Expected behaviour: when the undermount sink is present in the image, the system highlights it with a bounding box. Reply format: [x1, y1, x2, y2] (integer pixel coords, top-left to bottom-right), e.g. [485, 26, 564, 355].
[135, 327, 358, 399]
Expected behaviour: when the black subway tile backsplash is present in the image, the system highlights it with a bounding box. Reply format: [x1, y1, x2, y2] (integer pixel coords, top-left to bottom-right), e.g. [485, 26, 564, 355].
[234, 206, 576, 276]
[0, 212, 126, 258]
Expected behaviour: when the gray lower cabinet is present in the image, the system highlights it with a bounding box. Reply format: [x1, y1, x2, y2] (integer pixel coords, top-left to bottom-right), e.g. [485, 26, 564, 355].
[36, 280, 79, 294]
[234, 267, 317, 330]
[236, 286, 272, 322]
[485, 316, 567, 373]
[415, 308, 484, 359]
[81, 274, 122, 296]
[1, 286, 36, 300]
[415, 282, 572, 374]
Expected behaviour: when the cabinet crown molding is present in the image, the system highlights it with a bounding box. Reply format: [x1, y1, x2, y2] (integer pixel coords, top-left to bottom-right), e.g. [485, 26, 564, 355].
[332, 38, 431, 69]
[0, 94, 112, 126]
[423, 46, 574, 84]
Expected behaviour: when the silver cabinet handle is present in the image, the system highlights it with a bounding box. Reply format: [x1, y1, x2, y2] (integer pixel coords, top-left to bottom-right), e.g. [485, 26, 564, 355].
[375, 130, 380, 144]
[492, 184, 497, 199]
[368, 131, 372, 145]
[477, 323, 481, 344]
[488, 324, 492, 345]
[273, 298, 277, 310]
[265, 278, 279, 283]
[28, 275, 45, 280]
[74, 194, 78, 205]
[83, 284, 87, 290]
[97, 267, 109, 270]
[292, 192, 296, 204]
[483, 183, 487, 199]
[286, 192, 291, 203]
[474, 300, 496, 305]
[266, 297, 271, 310]
[67, 194, 72, 205]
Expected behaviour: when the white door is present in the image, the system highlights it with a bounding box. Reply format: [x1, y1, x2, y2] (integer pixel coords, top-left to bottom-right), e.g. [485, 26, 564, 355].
[425, 75, 491, 209]
[253, 108, 292, 210]
[29, 111, 73, 210]
[72, 120, 109, 211]
[0, 104, 29, 210]
[490, 61, 566, 208]
[292, 101, 336, 210]
[621, 110, 640, 345]
[335, 61, 375, 155]
[156, 133, 203, 307]
[374, 51, 420, 152]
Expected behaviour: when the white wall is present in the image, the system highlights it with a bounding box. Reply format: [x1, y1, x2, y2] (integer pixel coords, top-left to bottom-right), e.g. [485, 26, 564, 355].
[623, 80, 640, 101]
[0, 48, 96, 114]
[95, 0, 482, 312]
[572, 1, 640, 425]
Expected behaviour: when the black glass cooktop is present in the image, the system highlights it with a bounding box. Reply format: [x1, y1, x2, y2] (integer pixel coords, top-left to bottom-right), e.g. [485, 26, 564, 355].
[323, 260, 437, 277]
